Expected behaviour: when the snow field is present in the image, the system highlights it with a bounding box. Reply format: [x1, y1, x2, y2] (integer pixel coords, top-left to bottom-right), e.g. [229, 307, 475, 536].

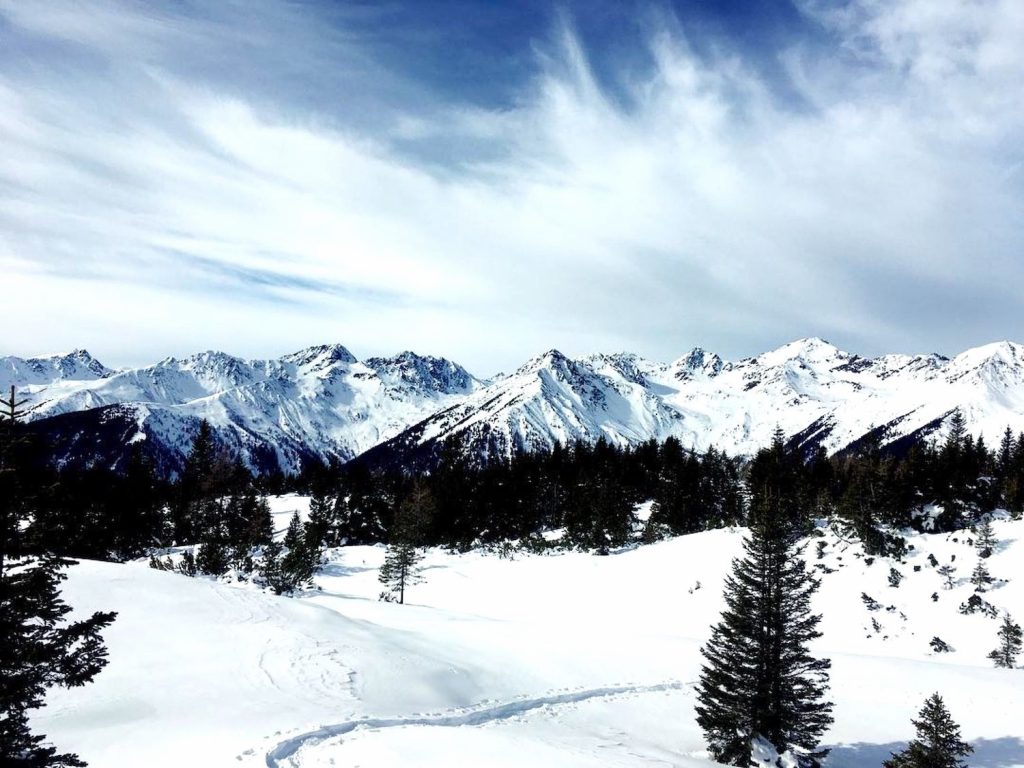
[34, 497, 1024, 768]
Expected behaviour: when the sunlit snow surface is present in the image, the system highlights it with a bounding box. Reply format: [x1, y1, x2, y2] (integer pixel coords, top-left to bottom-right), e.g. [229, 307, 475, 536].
[35, 496, 1024, 768]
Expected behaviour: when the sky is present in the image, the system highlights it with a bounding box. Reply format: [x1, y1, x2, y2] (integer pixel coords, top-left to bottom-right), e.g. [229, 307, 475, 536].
[1, 0, 1023, 376]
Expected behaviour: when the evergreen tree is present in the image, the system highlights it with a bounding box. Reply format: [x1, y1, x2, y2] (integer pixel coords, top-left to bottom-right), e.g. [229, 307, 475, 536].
[987, 613, 1022, 669]
[974, 519, 997, 559]
[257, 540, 289, 595]
[970, 560, 993, 592]
[305, 489, 335, 549]
[883, 693, 972, 768]
[195, 540, 230, 576]
[1, 387, 117, 767]
[379, 481, 433, 604]
[224, 488, 273, 567]
[998, 426, 1015, 479]
[937, 564, 956, 590]
[695, 454, 833, 768]
[281, 511, 319, 590]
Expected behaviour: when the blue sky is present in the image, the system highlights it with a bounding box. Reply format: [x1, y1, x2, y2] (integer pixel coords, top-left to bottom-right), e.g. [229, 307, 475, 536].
[1, 0, 1022, 374]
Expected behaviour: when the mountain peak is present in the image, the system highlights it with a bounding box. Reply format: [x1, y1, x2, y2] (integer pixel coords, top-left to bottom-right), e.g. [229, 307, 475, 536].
[45, 349, 110, 379]
[757, 337, 847, 367]
[517, 349, 571, 374]
[364, 352, 477, 394]
[282, 343, 358, 367]
[947, 340, 1024, 382]
[673, 347, 725, 377]
[953, 340, 1024, 365]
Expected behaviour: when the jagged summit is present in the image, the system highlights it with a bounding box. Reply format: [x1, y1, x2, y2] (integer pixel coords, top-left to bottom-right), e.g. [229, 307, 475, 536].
[364, 352, 479, 395]
[7, 338, 1024, 474]
[672, 347, 725, 378]
[282, 343, 358, 367]
[0, 349, 111, 385]
[517, 348, 571, 373]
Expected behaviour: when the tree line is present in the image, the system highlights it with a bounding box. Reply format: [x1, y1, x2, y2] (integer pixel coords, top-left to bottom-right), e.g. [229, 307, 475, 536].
[10, 407, 1024, 568]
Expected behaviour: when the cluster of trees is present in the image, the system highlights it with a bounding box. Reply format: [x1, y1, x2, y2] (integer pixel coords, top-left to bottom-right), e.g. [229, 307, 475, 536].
[1, 387, 116, 767]
[308, 412, 1024, 557]
[301, 437, 745, 554]
[695, 436, 986, 768]
[825, 410, 1024, 542]
[15, 404, 1024, 571]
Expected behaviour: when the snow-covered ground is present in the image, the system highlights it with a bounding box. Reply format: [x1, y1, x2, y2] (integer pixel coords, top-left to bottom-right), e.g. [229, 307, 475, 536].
[35, 497, 1024, 768]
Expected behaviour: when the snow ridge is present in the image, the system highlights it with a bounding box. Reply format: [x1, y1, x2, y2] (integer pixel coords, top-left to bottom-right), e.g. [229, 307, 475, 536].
[5, 337, 1024, 472]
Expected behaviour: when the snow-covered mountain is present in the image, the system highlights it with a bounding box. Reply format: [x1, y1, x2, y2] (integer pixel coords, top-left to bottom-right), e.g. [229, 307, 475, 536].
[1, 345, 481, 473]
[6, 337, 1024, 474]
[363, 337, 1024, 467]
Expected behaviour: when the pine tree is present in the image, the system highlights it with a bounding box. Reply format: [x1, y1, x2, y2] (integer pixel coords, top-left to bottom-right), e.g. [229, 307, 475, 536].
[1, 387, 117, 767]
[974, 519, 997, 559]
[937, 564, 956, 590]
[280, 511, 318, 591]
[257, 540, 288, 595]
[379, 481, 433, 604]
[305, 489, 335, 549]
[883, 693, 972, 768]
[970, 560, 993, 592]
[195, 539, 230, 576]
[695, 469, 833, 767]
[988, 612, 1022, 668]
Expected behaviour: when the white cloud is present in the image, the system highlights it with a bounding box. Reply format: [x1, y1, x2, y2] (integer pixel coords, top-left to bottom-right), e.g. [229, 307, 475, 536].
[1, 0, 1022, 373]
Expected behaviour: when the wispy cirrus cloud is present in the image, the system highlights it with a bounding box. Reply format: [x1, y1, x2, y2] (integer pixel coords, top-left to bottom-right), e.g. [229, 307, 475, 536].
[1, 0, 1022, 371]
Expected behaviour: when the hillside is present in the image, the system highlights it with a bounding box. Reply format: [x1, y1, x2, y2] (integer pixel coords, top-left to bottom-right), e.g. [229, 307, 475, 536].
[34, 500, 1024, 768]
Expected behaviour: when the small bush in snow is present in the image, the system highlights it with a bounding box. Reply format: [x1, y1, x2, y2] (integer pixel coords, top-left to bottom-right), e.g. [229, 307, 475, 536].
[937, 564, 956, 590]
[959, 594, 998, 618]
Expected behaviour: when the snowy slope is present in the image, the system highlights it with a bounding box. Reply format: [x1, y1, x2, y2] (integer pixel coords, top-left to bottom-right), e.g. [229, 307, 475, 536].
[0, 346, 482, 473]
[372, 338, 1024, 463]
[34, 502, 1024, 768]
[7, 338, 1024, 472]
[0, 349, 111, 387]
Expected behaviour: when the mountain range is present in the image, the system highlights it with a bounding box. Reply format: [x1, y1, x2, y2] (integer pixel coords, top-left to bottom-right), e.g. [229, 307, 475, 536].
[4, 338, 1024, 475]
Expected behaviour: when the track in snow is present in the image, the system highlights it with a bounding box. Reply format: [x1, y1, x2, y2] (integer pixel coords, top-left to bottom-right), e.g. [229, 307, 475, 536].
[264, 680, 688, 766]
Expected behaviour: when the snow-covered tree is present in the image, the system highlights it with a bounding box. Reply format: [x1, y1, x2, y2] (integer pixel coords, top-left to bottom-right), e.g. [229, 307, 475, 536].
[883, 693, 972, 768]
[695, 475, 832, 768]
[988, 613, 1022, 669]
